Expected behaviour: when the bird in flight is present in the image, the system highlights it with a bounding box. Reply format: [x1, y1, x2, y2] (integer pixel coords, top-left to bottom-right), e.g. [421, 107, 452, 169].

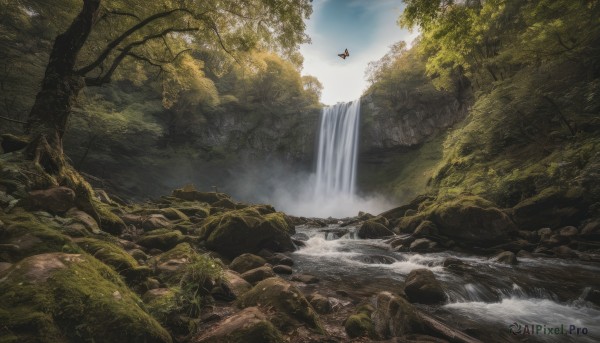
[338, 48, 349, 60]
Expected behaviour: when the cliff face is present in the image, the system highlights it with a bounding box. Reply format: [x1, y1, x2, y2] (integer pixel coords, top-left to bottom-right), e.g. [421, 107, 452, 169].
[359, 93, 466, 152]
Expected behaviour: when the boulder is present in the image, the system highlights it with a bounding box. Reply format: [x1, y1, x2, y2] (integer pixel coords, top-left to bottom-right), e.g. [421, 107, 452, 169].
[241, 266, 276, 285]
[308, 293, 333, 314]
[430, 196, 516, 246]
[273, 265, 293, 274]
[193, 307, 283, 343]
[265, 253, 294, 266]
[558, 226, 578, 238]
[28, 187, 75, 213]
[490, 251, 518, 265]
[404, 269, 446, 304]
[372, 291, 422, 338]
[77, 238, 149, 281]
[121, 214, 172, 231]
[345, 304, 375, 338]
[237, 277, 322, 332]
[0, 253, 171, 343]
[291, 274, 319, 284]
[511, 187, 586, 230]
[553, 245, 578, 259]
[66, 208, 100, 234]
[357, 221, 395, 239]
[442, 257, 464, 268]
[409, 238, 438, 252]
[229, 253, 267, 274]
[198, 207, 295, 258]
[137, 230, 184, 251]
[581, 220, 600, 239]
[413, 220, 438, 237]
[222, 270, 252, 298]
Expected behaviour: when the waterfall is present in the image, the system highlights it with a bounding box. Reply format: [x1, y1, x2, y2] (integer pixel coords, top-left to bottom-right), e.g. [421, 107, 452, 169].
[314, 100, 361, 199]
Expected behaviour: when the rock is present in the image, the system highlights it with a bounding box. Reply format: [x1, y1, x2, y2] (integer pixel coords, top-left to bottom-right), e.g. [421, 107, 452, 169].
[172, 187, 230, 204]
[229, 253, 267, 273]
[490, 251, 518, 265]
[583, 287, 600, 307]
[442, 257, 464, 268]
[273, 265, 293, 274]
[0, 253, 171, 343]
[357, 221, 395, 239]
[404, 269, 446, 304]
[137, 230, 184, 251]
[66, 208, 100, 234]
[291, 274, 320, 284]
[540, 234, 568, 247]
[413, 220, 438, 237]
[77, 238, 149, 281]
[121, 213, 172, 231]
[581, 220, 600, 238]
[553, 245, 578, 259]
[222, 270, 252, 298]
[265, 253, 294, 266]
[558, 226, 578, 238]
[308, 293, 333, 314]
[537, 227, 552, 236]
[372, 291, 422, 338]
[430, 196, 516, 246]
[241, 266, 276, 285]
[345, 304, 375, 338]
[128, 248, 149, 261]
[409, 238, 438, 252]
[198, 207, 295, 258]
[193, 307, 284, 343]
[28, 186, 76, 213]
[511, 187, 586, 230]
[516, 250, 534, 258]
[237, 277, 322, 331]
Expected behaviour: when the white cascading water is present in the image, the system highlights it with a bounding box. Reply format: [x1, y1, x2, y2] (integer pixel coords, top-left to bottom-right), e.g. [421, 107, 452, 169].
[313, 100, 360, 199]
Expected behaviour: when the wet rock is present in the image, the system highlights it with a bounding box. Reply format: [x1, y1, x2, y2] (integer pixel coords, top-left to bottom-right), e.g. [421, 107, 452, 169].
[357, 221, 395, 239]
[308, 293, 333, 314]
[410, 238, 438, 252]
[413, 220, 438, 237]
[373, 291, 422, 338]
[292, 232, 310, 241]
[558, 226, 578, 238]
[352, 254, 398, 265]
[0, 253, 171, 343]
[273, 265, 293, 274]
[238, 277, 323, 331]
[241, 266, 276, 285]
[390, 236, 415, 249]
[28, 186, 75, 213]
[516, 250, 534, 258]
[442, 257, 464, 268]
[490, 251, 518, 265]
[197, 207, 295, 258]
[266, 253, 294, 266]
[430, 196, 516, 246]
[583, 287, 600, 307]
[404, 269, 446, 304]
[291, 274, 320, 284]
[345, 304, 375, 338]
[193, 307, 284, 343]
[553, 245, 578, 259]
[229, 253, 267, 273]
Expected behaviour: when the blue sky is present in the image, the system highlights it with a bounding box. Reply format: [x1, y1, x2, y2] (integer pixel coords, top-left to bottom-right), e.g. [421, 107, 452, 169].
[300, 0, 419, 105]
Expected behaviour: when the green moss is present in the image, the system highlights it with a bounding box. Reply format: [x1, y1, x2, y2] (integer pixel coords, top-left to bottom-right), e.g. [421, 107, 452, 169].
[76, 238, 149, 281]
[93, 200, 126, 235]
[345, 313, 375, 338]
[0, 253, 172, 343]
[151, 243, 196, 263]
[137, 230, 184, 251]
[0, 210, 80, 262]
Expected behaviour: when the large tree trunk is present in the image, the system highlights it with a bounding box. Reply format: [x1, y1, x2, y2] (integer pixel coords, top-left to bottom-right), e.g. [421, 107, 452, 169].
[25, 0, 101, 169]
[23, 0, 103, 219]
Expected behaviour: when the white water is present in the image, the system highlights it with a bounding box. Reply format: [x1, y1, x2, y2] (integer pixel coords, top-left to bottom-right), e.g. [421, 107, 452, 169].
[314, 100, 360, 198]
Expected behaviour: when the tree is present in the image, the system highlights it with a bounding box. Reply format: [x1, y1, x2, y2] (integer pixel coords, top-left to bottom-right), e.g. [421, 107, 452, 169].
[21, 0, 311, 171]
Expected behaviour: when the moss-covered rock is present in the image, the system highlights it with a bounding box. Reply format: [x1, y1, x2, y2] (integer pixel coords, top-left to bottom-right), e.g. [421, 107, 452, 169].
[345, 312, 375, 338]
[93, 200, 126, 235]
[66, 208, 100, 234]
[357, 220, 395, 239]
[27, 186, 76, 214]
[193, 307, 284, 343]
[403, 269, 446, 305]
[137, 230, 184, 251]
[121, 213, 173, 231]
[229, 253, 267, 273]
[172, 187, 230, 204]
[221, 270, 252, 298]
[0, 253, 171, 343]
[241, 266, 276, 285]
[198, 207, 295, 258]
[429, 196, 516, 246]
[372, 291, 422, 338]
[0, 210, 79, 262]
[511, 187, 587, 229]
[237, 277, 323, 332]
[76, 238, 150, 281]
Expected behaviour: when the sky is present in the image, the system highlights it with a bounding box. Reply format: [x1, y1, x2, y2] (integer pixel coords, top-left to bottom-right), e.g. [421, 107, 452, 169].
[299, 0, 419, 105]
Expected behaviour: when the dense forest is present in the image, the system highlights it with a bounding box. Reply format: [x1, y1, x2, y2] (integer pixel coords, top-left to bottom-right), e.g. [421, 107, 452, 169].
[1, 1, 599, 342]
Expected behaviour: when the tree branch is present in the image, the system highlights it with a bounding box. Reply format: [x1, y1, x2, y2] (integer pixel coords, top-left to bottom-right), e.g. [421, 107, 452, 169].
[76, 8, 194, 75]
[85, 28, 198, 86]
